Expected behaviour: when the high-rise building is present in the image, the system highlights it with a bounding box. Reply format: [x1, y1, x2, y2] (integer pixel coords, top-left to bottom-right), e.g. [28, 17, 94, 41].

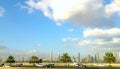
[73, 56, 76, 62]
[113, 52, 120, 62]
[94, 52, 100, 62]
[57, 52, 61, 62]
[91, 56, 94, 62]
[87, 54, 93, 62]
[77, 52, 80, 62]
[96, 52, 100, 62]
[94, 54, 97, 62]
[82, 56, 87, 63]
[118, 52, 120, 62]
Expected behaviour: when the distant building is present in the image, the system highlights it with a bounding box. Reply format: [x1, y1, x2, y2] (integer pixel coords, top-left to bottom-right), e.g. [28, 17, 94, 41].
[94, 52, 100, 62]
[87, 54, 91, 62]
[86, 54, 94, 62]
[94, 54, 97, 62]
[81, 54, 93, 63]
[82, 56, 87, 63]
[77, 52, 80, 62]
[50, 49, 53, 62]
[118, 52, 120, 62]
[57, 53, 61, 62]
[113, 52, 120, 62]
[91, 56, 94, 62]
[73, 56, 76, 62]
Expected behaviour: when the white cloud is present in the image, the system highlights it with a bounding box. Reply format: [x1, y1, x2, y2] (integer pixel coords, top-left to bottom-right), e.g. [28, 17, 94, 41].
[0, 7, 5, 16]
[78, 38, 120, 46]
[23, 0, 119, 27]
[61, 28, 120, 52]
[113, 38, 120, 44]
[80, 27, 120, 52]
[62, 38, 68, 42]
[62, 27, 120, 47]
[68, 28, 74, 32]
[24, 0, 52, 16]
[71, 38, 78, 42]
[84, 28, 120, 38]
[78, 40, 93, 46]
[37, 43, 41, 47]
[62, 37, 78, 43]
[62, 37, 79, 47]
[105, 0, 120, 17]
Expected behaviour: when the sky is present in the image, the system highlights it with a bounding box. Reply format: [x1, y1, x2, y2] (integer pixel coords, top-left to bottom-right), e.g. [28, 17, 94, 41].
[0, 0, 120, 60]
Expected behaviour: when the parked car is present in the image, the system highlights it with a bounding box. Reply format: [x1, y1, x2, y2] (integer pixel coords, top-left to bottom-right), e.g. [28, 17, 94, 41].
[35, 63, 45, 67]
[46, 64, 54, 68]
[81, 65, 87, 69]
[3, 65, 11, 67]
[74, 63, 87, 69]
[16, 63, 23, 67]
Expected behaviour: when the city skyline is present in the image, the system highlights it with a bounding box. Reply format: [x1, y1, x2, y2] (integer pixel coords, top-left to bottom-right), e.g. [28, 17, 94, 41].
[0, 0, 120, 59]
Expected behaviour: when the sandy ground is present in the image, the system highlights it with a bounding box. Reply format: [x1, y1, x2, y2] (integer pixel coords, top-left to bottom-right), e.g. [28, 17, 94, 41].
[82, 63, 120, 67]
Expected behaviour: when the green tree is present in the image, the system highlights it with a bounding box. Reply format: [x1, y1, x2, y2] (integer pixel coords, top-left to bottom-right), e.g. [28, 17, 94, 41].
[60, 53, 72, 63]
[103, 52, 116, 63]
[29, 55, 39, 64]
[6, 55, 15, 66]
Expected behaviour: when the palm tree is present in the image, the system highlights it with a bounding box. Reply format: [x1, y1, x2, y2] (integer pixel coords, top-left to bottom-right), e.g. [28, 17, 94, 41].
[60, 53, 72, 63]
[103, 52, 116, 63]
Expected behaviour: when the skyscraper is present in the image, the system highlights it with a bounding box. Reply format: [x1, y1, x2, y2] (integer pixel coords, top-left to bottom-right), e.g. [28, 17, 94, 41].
[96, 52, 99, 62]
[77, 52, 80, 62]
[94, 54, 97, 62]
[118, 52, 120, 62]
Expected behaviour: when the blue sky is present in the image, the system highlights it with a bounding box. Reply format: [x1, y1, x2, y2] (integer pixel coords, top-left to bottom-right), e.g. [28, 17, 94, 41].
[0, 0, 120, 59]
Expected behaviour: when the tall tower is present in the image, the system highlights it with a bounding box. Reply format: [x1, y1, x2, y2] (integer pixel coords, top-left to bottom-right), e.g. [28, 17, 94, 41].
[77, 52, 80, 63]
[87, 54, 91, 62]
[113, 52, 118, 62]
[96, 52, 100, 62]
[118, 52, 120, 62]
[94, 54, 97, 62]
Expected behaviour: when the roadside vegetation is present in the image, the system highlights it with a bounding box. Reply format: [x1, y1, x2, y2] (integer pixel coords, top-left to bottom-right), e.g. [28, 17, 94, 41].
[0, 52, 120, 69]
[103, 52, 116, 63]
